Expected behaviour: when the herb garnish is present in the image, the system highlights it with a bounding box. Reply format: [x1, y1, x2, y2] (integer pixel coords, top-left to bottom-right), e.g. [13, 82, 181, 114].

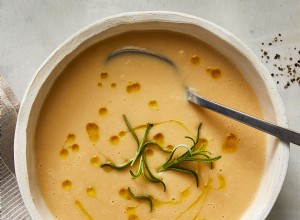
[158, 123, 222, 187]
[100, 115, 221, 211]
[101, 115, 170, 191]
[127, 187, 153, 212]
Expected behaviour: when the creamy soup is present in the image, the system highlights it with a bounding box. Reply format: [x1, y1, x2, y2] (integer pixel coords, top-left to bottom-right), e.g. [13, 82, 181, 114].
[35, 31, 266, 220]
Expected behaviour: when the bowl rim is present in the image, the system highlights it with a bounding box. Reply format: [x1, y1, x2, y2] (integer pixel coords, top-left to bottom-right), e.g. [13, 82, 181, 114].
[14, 11, 289, 220]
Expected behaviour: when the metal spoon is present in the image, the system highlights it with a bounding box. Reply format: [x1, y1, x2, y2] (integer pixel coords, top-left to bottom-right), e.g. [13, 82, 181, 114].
[107, 47, 300, 146]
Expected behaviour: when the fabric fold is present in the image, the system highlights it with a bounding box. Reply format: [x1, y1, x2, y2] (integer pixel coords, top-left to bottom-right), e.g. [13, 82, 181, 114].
[0, 75, 31, 219]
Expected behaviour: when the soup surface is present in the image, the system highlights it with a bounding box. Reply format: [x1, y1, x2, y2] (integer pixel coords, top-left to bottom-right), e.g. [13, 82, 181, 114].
[35, 31, 266, 220]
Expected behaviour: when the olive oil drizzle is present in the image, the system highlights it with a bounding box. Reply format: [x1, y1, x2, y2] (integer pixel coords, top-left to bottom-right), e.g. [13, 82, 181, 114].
[151, 183, 192, 208]
[175, 178, 213, 220]
[74, 200, 94, 220]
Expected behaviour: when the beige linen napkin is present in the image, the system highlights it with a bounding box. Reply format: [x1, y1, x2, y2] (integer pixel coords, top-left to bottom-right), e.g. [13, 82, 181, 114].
[0, 75, 31, 219]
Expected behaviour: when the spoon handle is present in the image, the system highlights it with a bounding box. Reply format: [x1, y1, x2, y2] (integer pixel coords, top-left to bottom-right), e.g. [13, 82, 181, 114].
[186, 88, 300, 146]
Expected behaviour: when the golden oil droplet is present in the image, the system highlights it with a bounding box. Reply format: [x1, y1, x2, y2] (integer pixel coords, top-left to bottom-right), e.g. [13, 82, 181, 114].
[128, 214, 139, 220]
[199, 138, 208, 146]
[60, 148, 69, 158]
[99, 107, 108, 116]
[119, 188, 127, 196]
[126, 82, 140, 93]
[218, 174, 226, 189]
[111, 83, 117, 88]
[67, 133, 75, 142]
[119, 188, 131, 200]
[196, 138, 208, 149]
[191, 55, 200, 64]
[102, 166, 113, 173]
[86, 186, 96, 196]
[145, 148, 153, 156]
[62, 179, 72, 190]
[148, 100, 158, 109]
[71, 144, 79, 152]
[153, 133, 164, 146]
[166, 145, 174, 150]
[206, 67, 222, 79]
[86, 122, 99, 142]
[101, 72, 108, 79]
[90, 156, 100, 167]
[97, 82, 102, 87]
[211, 162, 215, 169]
[126, 206, 136, 215]
[222, 133, 238, 153]
[109, 135, 119, 145]
[119, 131, 126, 137]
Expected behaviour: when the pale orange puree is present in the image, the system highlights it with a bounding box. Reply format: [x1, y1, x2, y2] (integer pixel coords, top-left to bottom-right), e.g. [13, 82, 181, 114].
[35, 31, 266, 220]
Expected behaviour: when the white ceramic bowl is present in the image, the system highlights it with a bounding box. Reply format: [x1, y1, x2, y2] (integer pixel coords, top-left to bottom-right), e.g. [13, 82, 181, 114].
[14, 11, 289, 219]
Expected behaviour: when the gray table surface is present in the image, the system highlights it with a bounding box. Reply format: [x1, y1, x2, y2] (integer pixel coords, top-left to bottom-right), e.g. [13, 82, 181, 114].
[1, 0, 300, 219]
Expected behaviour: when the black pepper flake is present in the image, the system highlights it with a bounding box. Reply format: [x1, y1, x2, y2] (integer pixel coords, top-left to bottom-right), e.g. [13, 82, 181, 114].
[260, 34, 300, 89]
[284, 82, 290, 89]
